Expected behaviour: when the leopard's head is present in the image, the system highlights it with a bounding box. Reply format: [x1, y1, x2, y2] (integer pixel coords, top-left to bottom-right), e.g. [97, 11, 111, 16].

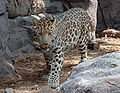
[32, 17, 57, 49]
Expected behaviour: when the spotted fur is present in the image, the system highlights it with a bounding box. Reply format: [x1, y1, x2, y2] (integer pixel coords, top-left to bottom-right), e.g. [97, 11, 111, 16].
[32, 8, 93, 88]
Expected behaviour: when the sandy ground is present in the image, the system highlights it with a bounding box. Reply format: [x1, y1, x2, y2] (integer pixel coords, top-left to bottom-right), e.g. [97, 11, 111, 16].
[0, 37, 120, 93]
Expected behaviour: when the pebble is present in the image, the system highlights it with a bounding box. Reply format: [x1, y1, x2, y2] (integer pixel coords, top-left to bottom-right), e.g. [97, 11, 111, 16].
[5, 88, 14, 93]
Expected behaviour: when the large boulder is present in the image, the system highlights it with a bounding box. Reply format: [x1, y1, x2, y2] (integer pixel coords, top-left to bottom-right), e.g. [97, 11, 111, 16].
[60, 51, 120, 93]
[0, 0, 14, 77]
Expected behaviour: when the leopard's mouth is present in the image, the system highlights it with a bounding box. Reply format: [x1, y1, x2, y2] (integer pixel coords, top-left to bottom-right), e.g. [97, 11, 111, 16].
[40, 43, 50, 51]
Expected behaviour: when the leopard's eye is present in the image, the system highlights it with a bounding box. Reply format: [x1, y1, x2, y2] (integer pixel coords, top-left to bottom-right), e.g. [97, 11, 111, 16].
[34, 26, 37, 29]
[37, 32, 39, 35]
[37, 31, 42, 36]
[48, 31, 52, 35]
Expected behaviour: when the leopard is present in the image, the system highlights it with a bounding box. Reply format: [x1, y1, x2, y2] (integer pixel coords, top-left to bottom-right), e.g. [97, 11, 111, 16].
[32, 8, 94, 88]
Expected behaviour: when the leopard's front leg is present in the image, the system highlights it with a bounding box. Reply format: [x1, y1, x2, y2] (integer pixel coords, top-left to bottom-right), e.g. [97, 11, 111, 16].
[48, 47, 64, 88]
[42, 50, 52, 81]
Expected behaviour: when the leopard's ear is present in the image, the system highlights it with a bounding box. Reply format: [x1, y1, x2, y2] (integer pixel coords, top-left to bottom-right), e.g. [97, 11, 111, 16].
[48, 17, 54, 23]
[42, 17, 55, 23]
[32, 19, 39, 26]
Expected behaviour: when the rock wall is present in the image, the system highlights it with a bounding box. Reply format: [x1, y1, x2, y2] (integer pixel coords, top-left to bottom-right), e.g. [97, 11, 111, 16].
[60, 51, 120, 93]
[0, 0, 14, 77]
[5, 0, 120, 32]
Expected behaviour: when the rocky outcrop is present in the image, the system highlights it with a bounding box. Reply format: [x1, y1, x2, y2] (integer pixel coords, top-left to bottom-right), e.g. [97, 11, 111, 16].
[5, 0, 51, 18]
[0, 0, 14, 77]
[59, 51, 120, 93]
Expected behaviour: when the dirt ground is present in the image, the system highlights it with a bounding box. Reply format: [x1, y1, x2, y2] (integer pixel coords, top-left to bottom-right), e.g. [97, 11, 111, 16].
[0, 37, 120, 93]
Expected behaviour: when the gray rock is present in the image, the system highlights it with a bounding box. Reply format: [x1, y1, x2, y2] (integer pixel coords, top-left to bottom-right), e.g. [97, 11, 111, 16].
[46, 1, 63, 13]
[8, 16, 37, 56]
[5, 88, 14, 93]
[0, 0, 6, 15]
[5, 0, 51, 18]
[5, 0, 31, 18]
[97, 0, 120, 32]
[0, 60, 15, 77]
[60, 51, 120, 93]
[13, 44, 36, 57]
[0, 0, 14, 77]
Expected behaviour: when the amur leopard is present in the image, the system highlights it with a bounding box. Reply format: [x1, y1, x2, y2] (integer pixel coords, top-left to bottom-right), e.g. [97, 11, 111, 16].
[32, 8, 93, 88]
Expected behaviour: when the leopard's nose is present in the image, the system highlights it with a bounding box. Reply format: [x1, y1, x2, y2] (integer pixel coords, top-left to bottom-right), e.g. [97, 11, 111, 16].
[43, 38, 48, 45]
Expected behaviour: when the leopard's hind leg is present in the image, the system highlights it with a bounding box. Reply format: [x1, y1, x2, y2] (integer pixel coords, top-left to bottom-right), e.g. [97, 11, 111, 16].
[78, 26, 88, 63]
